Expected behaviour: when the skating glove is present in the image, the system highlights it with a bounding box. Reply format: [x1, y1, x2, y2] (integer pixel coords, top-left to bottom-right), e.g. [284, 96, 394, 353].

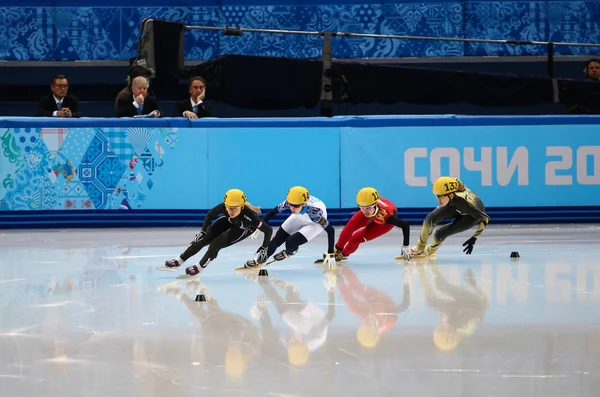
[194, 230, 206, 243]
[401, 245, 412, 261]
[323, 253, 336, 270]
[256, 246, 268, 264]
[462, 237, 477, 255]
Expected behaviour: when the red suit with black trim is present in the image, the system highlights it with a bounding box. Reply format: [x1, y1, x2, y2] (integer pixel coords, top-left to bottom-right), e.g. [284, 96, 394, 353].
[336, 198, 398, 256]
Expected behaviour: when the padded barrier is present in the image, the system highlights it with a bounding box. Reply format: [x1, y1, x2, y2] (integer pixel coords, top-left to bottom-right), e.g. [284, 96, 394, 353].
[1, 115, 599, 228]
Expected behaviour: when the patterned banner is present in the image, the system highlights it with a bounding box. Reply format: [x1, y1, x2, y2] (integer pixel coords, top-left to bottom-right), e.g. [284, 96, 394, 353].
[0, 2, 599, 61]
[0, 126, 178, 210]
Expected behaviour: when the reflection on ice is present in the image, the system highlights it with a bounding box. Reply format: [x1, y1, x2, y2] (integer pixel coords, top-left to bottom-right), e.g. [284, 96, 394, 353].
[0, 225, 599, 396]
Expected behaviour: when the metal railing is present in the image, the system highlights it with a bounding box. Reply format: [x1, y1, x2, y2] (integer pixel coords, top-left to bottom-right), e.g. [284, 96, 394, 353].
[166, 22, 600, 77]
[138, 19, 600, 116]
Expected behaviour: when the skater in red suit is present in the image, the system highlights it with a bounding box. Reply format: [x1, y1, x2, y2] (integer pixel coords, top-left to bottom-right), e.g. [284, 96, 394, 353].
[332, 187, 412, 262]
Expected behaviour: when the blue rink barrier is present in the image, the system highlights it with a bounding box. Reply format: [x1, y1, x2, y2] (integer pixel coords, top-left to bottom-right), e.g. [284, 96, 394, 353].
[1, 115, 600, 228]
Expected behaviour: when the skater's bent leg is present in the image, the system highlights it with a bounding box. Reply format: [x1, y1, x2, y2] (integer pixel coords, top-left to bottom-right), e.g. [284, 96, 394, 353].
[179, 241, 206, 263]
[337, 212, 369, 253]
[415, 206, 457, 251]
[284, 232, 308, 255]
[362, 223, 394, 242]
[429, 216, 479, 254]
[179, 217, 230, 262]
[342, 223, 393, 256]
[267, 227, 290, 258]
[341, 228, 366, 256]
[183, 230, 233, 276]
[198, 227, 248, 267]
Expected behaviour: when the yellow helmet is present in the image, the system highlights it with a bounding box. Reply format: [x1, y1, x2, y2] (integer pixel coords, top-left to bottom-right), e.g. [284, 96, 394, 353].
[224, 189, 246, 207]
[286, 186, 309, 205]
[432, 177, 462, 196]
[356, 187, 380, 207]
[357, 324, 380, 348]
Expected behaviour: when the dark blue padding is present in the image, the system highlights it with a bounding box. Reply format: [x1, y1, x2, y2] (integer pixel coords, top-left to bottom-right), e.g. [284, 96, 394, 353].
[344, 114, 600, 127]
[0, 117, 192, 128]
[3, 115, 600, 129]
[2, 207, 600, 229]
[449, 115, 600, 126]
[189, 116, 352, 128]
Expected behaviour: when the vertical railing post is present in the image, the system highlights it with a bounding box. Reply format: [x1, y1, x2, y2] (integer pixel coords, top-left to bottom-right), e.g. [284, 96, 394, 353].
[547, 42, 554, 78]
[320, 32, 333, 117]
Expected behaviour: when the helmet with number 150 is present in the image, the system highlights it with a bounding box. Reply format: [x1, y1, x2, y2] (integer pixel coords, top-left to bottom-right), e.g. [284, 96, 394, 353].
[432, 177, 462, 196]
[356, 187, 380, 207]
[286, 186, 309, 205]
[224, 189, 247, 207]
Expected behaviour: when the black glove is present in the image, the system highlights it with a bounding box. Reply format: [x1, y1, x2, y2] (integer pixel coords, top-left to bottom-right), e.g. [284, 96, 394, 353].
[256, 246, 268, 264]
[462, 237, 477, 255]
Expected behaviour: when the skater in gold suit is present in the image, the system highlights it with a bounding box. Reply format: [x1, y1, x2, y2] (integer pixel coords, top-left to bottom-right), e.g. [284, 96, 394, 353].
[411, 177, 490, 258]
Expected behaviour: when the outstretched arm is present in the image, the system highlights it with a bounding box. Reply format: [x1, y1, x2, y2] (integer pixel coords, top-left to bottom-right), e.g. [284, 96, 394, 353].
[256, 221, 273, 248]
[307, 206, 335, 253]
[261, 200, 288, 224]
[385, 212, 410, 246]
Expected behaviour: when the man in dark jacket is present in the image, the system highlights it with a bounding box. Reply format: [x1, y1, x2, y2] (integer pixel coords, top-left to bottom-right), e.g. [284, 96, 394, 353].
[116, 76, 160, 118]
[173, 76, 212, 118]
[37, 74, 82, 118]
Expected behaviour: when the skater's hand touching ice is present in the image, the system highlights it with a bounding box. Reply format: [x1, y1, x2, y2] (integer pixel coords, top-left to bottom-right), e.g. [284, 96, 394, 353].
[462, 237, 477, 255]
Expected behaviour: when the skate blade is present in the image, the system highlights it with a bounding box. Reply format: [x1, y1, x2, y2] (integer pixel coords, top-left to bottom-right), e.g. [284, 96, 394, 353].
[156, 266, 179, 272]
[395, 254, 436, 260]
[235, 258, 276, 272]
[314, 258, 346, 264]
[235, 265, 264, 272]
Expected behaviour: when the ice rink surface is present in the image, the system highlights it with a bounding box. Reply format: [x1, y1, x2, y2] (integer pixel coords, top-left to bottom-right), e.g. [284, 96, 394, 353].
[1, 224, 599, 396]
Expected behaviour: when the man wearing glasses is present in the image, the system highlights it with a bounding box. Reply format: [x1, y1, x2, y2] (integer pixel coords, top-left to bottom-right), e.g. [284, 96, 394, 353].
[37, 74, 81, 118]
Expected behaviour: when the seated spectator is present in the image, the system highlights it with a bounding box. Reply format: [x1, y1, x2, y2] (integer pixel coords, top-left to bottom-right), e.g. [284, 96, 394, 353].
[114, 64, 153, 108]
[173, 76, 212, 118]
[566, 58, 600, 114]
[116, 76, 160, 118]
[37, 74, 81, 118]
[584, 59, 600, 81]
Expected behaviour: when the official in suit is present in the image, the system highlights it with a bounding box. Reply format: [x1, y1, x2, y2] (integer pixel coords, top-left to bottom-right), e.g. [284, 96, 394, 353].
[37, 74, 82, 118]
[114, 64, 153, 108]
[116, 76, 160, 118]
[173, 76, 212, 118]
